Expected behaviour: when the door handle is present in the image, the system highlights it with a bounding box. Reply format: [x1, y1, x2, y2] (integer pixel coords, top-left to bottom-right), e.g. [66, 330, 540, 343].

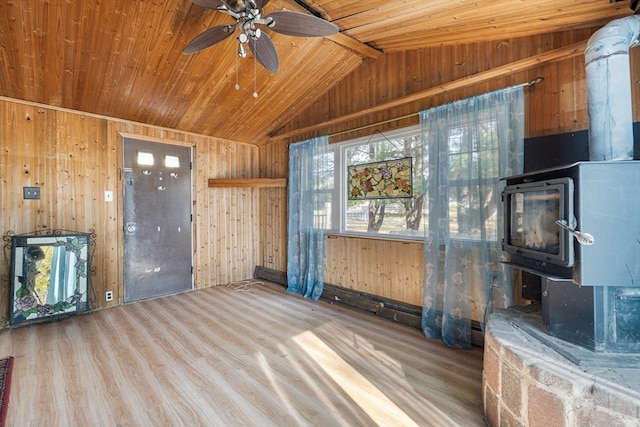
[126, 222, 137, 235]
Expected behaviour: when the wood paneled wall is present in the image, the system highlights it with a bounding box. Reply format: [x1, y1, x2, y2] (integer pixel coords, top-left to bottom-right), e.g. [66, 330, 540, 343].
[259, 32, 640, 307]
[272, 29, 599, 144]
[195, 139, 260, 287]
[0, 98, 259, 327]
[325, 236, 424, 306]
[272, 29, 640, 145]
[258, 141, 289, 272]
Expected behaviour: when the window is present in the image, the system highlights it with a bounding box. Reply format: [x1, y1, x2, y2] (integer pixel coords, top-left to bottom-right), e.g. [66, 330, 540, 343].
[441, 116, 500, 242]
[323, 125, 425, 240]
[314, 151, 335, 229]
[164, 155, 180, 168]
[320, 119, 502, 241]
[137, 151, 154, 166]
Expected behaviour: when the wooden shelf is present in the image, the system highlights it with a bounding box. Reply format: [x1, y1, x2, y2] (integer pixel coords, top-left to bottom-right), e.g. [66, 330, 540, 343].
[207, 178, 287, 188]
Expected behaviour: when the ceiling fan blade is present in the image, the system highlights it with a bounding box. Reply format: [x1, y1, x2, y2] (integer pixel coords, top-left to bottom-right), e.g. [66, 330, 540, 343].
[190, 0, 230, 10]
[264, 10, 338, 37]
[248, 33, 280, 73]
[183, 25, 235, 55]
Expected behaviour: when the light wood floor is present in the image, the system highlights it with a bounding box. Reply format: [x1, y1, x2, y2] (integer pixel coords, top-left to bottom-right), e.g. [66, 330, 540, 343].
[0, 281, 485, 427]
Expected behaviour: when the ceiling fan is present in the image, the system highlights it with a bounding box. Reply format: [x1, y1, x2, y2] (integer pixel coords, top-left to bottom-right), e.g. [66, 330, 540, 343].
[183, 0, 339, 73]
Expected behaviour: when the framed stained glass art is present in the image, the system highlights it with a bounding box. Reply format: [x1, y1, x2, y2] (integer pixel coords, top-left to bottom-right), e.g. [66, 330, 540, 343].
[348, 157, 413, 200]
[8, 231, 92, 324]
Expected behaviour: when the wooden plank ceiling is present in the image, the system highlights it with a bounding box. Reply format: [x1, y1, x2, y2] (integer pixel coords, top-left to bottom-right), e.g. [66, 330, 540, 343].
[0, 0, 633, 144]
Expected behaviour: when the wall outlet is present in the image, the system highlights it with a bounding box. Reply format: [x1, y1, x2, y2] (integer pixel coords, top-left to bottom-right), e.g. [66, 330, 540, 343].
[23, 186, 40, 200]
[268, 256, 273, 264]
[105, 291, 113, 302]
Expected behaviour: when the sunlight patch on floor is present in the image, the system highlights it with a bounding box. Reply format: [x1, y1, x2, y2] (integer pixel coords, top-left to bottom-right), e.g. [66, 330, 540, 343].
[293, 329, 419, 427]
[256, 352, 308, 426]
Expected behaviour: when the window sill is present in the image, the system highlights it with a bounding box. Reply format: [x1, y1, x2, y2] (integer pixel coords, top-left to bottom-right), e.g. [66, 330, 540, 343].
[326, 232, 424, 244]
[325, 232, 499, 247]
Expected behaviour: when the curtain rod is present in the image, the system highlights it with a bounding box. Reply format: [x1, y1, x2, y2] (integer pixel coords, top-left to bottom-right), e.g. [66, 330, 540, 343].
[328, 77, 544, 139]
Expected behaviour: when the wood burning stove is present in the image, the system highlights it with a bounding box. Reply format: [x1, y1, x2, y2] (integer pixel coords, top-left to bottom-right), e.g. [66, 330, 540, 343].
[541, 278, 640, 353]
[502, 161, 640, 353]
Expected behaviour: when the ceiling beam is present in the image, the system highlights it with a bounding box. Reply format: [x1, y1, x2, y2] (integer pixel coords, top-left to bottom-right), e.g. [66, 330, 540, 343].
[289, 0, 382, 59]
[328, 33, 382, 59]
[268, 39, 588, 141]
[289, 0, 325, 17]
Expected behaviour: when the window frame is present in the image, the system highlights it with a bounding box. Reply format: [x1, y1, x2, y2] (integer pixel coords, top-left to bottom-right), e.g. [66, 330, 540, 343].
[321, 116, 503, 243]
[326, 124, 425, 242]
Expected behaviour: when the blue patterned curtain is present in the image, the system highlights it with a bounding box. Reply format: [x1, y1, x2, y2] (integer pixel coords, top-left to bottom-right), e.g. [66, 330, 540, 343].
[420, 86, 524, 349]
[287, 136, 329, 300]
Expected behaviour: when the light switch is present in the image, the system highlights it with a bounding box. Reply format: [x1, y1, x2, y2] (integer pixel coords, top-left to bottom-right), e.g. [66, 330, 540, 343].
[23, 187, 40, 200]
[104, 191, 113, 202]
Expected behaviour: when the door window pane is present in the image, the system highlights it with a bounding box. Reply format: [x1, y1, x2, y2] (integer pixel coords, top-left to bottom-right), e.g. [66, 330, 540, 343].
[137, 151, 154, 166]
[165, 155, 180, 168]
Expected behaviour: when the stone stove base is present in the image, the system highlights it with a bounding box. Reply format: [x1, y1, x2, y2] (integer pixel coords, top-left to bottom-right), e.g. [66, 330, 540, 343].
[483, 308, 640, 427]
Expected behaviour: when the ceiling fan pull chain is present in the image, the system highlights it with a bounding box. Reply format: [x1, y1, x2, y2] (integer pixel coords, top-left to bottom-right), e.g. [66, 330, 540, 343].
[253, 55, 259, 98]
[235, 44, 240, 90]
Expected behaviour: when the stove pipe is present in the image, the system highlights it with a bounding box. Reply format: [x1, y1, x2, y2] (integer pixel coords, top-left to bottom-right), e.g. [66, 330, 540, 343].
[585, 15, 640, 161]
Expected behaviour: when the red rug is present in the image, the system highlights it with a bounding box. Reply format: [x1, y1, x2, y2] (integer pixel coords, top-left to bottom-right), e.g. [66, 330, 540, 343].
[0, 357, 14, 427]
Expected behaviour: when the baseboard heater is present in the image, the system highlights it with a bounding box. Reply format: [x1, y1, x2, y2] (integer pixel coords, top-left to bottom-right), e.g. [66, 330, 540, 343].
[253, 266, 483, 346]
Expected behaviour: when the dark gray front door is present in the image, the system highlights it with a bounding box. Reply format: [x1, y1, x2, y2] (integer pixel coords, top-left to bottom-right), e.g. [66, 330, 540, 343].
[123, 138, 193, 303]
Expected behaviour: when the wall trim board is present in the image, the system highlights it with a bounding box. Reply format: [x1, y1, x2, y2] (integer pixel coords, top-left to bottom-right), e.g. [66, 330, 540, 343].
[253, 265, 421, 328]
[118, 132, 196, 148]
[321, 283, 422, 324]
[253, 266, 287, 284]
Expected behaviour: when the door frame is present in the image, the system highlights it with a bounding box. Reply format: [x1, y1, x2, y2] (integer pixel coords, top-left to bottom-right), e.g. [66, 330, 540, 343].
[116, 132, 197, 304]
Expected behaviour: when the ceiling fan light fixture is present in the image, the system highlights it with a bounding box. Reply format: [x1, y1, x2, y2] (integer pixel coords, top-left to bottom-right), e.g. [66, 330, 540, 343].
[184, 0, 337, 74]
[237, 40, 247, 58]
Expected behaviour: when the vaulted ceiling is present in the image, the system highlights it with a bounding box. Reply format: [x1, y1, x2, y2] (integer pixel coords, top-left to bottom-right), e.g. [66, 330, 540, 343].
[0, 0, 633, 144]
